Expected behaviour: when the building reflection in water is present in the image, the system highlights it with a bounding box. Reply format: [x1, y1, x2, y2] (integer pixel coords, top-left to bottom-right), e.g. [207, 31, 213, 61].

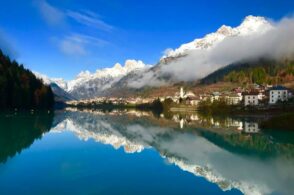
[67, 107, 262, 134]
[243, 122, 260, 133]
[160, 111, 260, 134]
[52, 109, 294, 195]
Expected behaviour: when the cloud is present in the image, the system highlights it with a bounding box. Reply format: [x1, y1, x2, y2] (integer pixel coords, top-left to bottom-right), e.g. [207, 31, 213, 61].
[35, 0, 65, 26]
[34, 1, 113, 56]
[67, 10, 113, 31]
[58, 34, 109, 56]
[168, 17, 294, 81]
[35, 1, 113, 31]
[0, 30, 19, 59]
[59, 38, 87, 56]
[162, 48, 174, 57]
[69, 33, 109, 46]
[129, 16, 294, 88]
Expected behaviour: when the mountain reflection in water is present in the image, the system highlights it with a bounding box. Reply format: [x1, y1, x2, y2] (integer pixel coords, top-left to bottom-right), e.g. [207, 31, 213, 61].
[52, 109, 294, 195]
[1, 109, 294, 195]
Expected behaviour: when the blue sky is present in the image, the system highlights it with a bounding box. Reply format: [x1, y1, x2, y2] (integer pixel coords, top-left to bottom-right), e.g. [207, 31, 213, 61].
[0, 0, 293, 80]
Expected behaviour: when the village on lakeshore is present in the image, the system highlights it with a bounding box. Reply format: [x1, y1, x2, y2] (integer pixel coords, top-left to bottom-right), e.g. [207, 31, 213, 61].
[66, 83, 294, 112]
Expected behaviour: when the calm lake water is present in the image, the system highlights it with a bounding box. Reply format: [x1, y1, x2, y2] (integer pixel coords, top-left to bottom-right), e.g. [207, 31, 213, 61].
[0, 109, 294, 195]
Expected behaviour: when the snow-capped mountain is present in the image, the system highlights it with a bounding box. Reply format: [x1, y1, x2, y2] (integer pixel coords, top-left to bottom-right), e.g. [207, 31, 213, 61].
[34, 72, 74, 101]
[34, 72, 68, 89]
[35, 60, 150, 99]
[39, 15, 278, 99]
[110, 15, 274, 89]
[162, 15, 273, 59]
[67, 60, 147, 92]
[66, 60, 150, 99]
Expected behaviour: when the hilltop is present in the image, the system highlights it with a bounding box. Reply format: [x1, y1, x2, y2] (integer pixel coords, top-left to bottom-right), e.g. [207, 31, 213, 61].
[201, 59, 294, 86]
[0, 50, 54, 110]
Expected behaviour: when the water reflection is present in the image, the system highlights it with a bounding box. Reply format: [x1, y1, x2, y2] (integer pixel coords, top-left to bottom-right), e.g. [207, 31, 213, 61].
[0, 112, 54, 163]
[0, 109, 293, 195]
[51, 108, 294, 195]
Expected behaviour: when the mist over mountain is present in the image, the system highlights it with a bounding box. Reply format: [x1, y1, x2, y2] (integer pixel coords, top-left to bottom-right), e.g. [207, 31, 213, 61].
[36, 60, 150, 99]
[37, 15, 294, 99]
[126, 16, 294, 88]
[34, 72, 75, 101]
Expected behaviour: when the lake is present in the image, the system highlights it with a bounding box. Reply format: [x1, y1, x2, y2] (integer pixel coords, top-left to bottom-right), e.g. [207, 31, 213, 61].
[0, 109, 293, 195]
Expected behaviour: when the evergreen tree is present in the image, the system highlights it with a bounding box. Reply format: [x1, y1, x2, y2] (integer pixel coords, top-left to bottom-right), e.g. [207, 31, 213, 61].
[0, 49, 54, 110]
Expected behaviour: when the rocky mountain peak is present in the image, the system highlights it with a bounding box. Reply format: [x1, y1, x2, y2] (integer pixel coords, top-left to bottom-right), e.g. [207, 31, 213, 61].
[125, 60, 146, 70]
[237, 15, 272, 35]
[113, 63, 123, 70]
[162, 15, 273, 59]
[216, 25, 234, 35]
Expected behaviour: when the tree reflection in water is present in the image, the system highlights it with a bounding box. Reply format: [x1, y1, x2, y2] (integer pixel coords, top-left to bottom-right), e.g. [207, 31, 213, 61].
[0, 112, 54, 163]
[52, 108, 294, 195]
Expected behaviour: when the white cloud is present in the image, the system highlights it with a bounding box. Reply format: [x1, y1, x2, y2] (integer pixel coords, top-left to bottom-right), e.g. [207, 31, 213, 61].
[164, 17, 294, 81]
[69, 33, 109, 46]
[0, 29, 18, 58]
[67, 10, 113, 32]
[34, 1, 113, 56]
[129, 16, 294, 88]
[35, 1, 113, 32]
[162, 48, 174, 57]
[59, 38, 87, 56]
[35, 0, 65, 26]
[58, 34, 109, 56]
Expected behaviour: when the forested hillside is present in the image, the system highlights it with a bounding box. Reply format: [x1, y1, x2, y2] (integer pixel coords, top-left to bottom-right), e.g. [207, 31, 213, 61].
[0, 50, 54, 110]
[201, 59, 294, 85]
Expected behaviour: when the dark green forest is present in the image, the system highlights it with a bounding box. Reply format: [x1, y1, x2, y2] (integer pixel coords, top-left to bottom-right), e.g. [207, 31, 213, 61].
[0, 50, 54, 110]
[201, 59, 294, 85]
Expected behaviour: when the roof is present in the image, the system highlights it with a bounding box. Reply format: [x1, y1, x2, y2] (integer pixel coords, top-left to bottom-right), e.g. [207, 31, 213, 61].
[269, 85, 289, 91]
[233, 88, 243, 93]
[187, 96, 200, 100]
[242, 91, 259, 96]
[212, 92, 220, 96]
[185, 91, 196, 97]
[227, 94, 240, 97]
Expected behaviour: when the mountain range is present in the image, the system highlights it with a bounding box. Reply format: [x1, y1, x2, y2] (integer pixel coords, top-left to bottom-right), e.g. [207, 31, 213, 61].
[36, 15, 277, 100]
[35, 60, 150, 100]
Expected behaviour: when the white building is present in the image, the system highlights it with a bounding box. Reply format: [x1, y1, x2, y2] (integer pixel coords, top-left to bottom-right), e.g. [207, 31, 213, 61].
[269, 86, 289, 104]
[257, 92, 265, 100]
[243, 122, 260, 133]
[180, 87, 185, 99]
[174, 87, 197, 104]
[243, 92, 259, 106]
[210, 92, 220, 102]
[226, 94, 241, 105]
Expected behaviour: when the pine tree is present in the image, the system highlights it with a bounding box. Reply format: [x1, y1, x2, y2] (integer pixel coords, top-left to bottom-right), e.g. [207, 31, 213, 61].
[0, 49, 54, 110]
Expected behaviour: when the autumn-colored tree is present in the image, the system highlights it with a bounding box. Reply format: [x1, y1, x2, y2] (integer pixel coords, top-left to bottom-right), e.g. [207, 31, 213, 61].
[0, 49, 54, 110]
